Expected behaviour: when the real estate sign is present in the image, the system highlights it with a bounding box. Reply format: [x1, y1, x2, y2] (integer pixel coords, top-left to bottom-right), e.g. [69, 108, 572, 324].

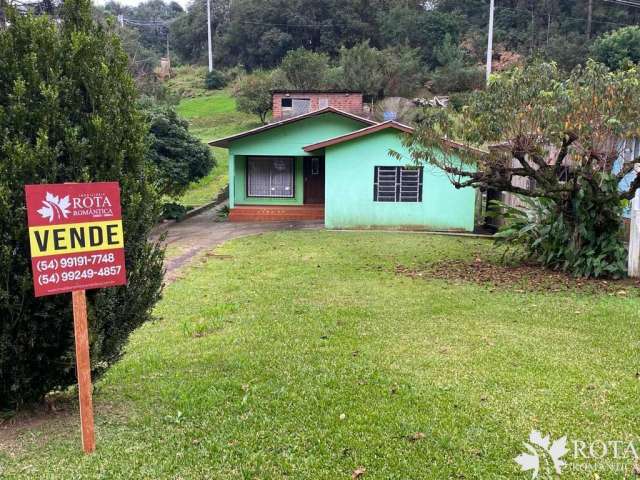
[24, 181, 128, 454]
[25, 182, 126, 297]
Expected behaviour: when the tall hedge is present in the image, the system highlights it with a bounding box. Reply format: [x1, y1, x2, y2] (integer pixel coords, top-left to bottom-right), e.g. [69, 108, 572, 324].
[0, 0, 164, 409]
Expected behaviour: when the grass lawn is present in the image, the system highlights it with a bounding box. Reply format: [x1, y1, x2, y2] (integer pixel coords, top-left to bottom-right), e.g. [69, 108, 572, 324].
[2, 232, 639, 478]
[175, 90, 259, 208]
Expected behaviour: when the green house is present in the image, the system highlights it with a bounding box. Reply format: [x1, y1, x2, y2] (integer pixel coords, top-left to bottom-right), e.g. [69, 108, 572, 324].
[210, 108, 477, 231]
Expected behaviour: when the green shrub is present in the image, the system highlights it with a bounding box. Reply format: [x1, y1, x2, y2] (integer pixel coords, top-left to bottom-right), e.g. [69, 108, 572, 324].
[161, 202, 189, 220]
[145, 106, 215, 198]
[0, 0, 164, 409]
[447, 91, 473, 112]
[204, 69, 227, 90]
[493, 177, 627, 278]
[431, 64, 484, 94]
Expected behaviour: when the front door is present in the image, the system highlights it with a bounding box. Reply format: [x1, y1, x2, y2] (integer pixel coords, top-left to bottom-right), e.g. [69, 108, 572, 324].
[303, 157, 325, 204]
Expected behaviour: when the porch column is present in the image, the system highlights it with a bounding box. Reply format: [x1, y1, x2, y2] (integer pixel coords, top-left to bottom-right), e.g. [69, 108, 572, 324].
[228, 153, 235, 209]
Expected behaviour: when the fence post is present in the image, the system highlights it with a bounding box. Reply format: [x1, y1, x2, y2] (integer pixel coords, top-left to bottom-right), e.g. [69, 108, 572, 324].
[629, 190, 640, 277]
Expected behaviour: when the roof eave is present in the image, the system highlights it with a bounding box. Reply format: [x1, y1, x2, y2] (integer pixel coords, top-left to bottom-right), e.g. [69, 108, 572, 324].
[207, 107, 376, 148]
[302, 121, 414, 152]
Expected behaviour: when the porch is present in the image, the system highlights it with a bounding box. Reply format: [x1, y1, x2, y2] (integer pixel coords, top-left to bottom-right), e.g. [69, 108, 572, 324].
[229, 155, 325, 222]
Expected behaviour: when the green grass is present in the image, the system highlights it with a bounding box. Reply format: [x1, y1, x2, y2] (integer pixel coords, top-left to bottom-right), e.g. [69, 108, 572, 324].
[165, 65, 211, 99]
[176, 94, 237, 118]
[174, 89, 260, 207]
[2, 232, 639, 479]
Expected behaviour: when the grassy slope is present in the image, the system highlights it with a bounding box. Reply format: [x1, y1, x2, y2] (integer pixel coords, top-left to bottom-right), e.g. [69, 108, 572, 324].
[2, 232, 639, 479]
[168, 66, 260, 207]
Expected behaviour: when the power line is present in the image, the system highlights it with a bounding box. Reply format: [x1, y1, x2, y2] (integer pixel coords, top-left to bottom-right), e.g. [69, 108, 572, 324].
[495, 5, 639, 29]
[603, 0, 640, 8]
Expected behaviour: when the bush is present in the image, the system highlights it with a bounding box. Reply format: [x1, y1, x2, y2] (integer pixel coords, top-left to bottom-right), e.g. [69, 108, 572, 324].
[204, 69, 227, 90]
[431, 64, 484, 94]
[493, 178, 628, 278]
[145, 106, 215, 198]
[0, 0, 164, 409]
[161, 202, 189, 220]
[448, 91, 473, 112]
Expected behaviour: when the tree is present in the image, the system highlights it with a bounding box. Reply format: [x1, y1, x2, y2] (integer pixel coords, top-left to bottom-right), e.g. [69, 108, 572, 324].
[336, 41, 385, 98]
[379, 6, 460, 67]
[280, 48, 329, 90]
[403, 61, 640, 278]
[214, 0, 415, 69]
[381, 45, 425, 97]
[145, 106, 215, 198]
[591, 26, 640, 71]
[103, 0, 183, 58]
[231, 70, 281, 123]
[170, 0, 230, 63]
[0, 0, 164, 408]
[430, 34, 484, 94]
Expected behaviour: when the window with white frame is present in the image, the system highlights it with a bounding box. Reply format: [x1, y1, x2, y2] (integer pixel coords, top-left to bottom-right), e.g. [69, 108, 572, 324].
[373, 166, 423, 202]
[247, 157, 295, 197]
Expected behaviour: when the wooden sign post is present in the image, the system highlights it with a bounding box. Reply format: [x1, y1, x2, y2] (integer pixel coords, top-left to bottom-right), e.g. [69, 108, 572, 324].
[72, 289, 96, 453]
[24, 182, 127, 454]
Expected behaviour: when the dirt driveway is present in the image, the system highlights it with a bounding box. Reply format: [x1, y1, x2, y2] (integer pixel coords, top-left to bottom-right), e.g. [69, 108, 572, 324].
[155, 203, 323, 283]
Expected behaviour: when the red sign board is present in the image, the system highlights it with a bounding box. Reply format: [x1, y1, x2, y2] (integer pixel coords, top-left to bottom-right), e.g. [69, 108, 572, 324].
[25, 182, 127, 297]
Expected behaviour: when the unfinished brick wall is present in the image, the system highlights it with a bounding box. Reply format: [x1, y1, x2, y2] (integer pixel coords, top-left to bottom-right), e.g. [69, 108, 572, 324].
[272, 92, 364, 121]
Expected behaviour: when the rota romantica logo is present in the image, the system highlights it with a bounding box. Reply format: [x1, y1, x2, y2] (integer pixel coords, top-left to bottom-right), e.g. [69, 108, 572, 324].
[37, 192, 71, 223]
[515, 430, 568, 478]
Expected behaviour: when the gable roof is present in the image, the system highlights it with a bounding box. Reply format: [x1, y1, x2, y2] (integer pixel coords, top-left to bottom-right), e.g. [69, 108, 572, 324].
[303, 121, 414, 153]
[208, 107, 376, 148]
[271, 90, 362, 95]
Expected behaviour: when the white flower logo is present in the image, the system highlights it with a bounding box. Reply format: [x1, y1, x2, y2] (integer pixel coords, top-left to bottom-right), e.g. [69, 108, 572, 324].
[37, 192, 71, 223]
[515, 430, 568, 478]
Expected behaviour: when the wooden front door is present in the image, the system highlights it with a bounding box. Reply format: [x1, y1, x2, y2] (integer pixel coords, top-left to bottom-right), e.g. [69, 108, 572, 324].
[303, 157, 325, 204]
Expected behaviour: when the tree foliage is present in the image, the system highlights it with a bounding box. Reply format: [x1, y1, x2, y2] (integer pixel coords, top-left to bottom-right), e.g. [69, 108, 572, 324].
[0, 0, 164, 408]
[280, 48, 329, 90]
[403, 61, 640, 277]
[231, 70, 280, 123]
[145, 106, 215, 198]
[335, 41, 385, 98]
[170, 0, 229, 64]
[379, 5, 460, 68]
[591, 26, 640, 71]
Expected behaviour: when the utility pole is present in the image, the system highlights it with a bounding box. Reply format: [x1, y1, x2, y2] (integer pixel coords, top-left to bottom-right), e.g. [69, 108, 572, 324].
[586, 0, 593, 39]
[486, 0, 495, 84]
[207, 0, 213, 72]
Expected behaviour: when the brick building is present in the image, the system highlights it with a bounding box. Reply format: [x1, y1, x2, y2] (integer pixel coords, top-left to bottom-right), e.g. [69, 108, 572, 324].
[271, 90, 367, 122]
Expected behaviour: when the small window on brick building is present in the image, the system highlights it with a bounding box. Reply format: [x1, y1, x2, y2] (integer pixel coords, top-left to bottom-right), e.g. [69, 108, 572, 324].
[319, 97, 329, 109]
[281, 98, 292, 108]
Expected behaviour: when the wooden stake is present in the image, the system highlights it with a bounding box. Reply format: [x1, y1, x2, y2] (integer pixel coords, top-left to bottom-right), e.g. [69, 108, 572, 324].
[72, 289, 96, 454]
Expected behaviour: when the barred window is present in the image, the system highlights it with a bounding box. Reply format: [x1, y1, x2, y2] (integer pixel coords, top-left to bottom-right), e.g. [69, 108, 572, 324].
[373, 166, 423, 202]
[247, 157, 294, 198]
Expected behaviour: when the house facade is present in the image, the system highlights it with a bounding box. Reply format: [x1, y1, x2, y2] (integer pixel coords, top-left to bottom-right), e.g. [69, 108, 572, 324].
[209, 107, 477, 231]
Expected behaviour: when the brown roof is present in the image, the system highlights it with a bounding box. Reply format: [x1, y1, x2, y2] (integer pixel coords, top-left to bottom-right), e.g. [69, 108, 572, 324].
[303, 121, 414, 152]
[208, 107, 376, 148]
[271, 90, 362, 94]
